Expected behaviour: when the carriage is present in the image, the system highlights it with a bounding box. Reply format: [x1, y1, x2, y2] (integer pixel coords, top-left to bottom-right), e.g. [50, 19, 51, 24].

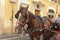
[14, 4, 60, 40]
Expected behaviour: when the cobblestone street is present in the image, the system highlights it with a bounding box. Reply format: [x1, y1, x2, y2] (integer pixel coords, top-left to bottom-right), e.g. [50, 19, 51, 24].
[0, 34, 30, 40]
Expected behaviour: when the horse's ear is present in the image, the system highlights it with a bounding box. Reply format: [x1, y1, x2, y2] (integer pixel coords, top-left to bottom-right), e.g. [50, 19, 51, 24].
[25, 6, 29, 11]
[20, 5, 22, 8]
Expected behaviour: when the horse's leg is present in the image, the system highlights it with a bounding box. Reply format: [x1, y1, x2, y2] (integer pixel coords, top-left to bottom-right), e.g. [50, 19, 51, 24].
[43, 34, 50, 40]
[43, 34, 45, 40]
[35, 34, 40, 40]
[30, 36, 34, 40]
[29, 33, 34, 40]
[36, 37, 40, 40]
[35, 37, 40, 40]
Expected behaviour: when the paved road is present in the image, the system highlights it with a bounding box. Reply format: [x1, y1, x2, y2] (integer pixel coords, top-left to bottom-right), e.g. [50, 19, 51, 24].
[0, 34, 60, 40]
[0, 34, 43, 40]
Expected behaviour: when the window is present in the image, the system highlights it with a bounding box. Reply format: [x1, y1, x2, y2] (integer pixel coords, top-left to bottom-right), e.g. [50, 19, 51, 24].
[35, 10, 40, 16]
[48, 9, 54, 13]
[51, 0, 57, 3]
[48, 15, 54, 19]
[37, 5, 39, 8]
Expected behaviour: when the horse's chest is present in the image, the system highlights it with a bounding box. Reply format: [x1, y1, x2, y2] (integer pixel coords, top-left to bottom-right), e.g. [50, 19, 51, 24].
[19, 16, 27, 23]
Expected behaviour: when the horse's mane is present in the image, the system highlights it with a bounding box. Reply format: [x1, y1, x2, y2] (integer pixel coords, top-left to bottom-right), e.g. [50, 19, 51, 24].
[28, 11, 36, 19]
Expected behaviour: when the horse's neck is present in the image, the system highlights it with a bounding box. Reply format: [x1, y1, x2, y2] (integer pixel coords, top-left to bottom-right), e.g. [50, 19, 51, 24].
[28, 12, 35, 25]
[30, 13, 36, 19]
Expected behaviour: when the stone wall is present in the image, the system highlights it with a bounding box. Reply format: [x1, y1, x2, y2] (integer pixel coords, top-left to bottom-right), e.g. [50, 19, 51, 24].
[0, 0, 5, 35]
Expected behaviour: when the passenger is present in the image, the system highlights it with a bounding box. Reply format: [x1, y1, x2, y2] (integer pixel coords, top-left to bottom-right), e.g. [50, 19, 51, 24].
[55, 14, 60, 24]
[55, 14, 60, 30]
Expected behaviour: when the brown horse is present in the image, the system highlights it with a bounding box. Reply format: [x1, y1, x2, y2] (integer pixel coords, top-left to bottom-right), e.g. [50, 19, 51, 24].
[15, 6, 29, 35]
[15, 6, 44, 40]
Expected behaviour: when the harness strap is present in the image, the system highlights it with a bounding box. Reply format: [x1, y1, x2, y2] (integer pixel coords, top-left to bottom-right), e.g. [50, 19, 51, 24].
[28, 28, 43, 34]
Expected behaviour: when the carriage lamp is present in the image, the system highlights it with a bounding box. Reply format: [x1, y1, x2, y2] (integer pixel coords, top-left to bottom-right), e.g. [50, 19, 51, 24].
[10, 0, 16, 34]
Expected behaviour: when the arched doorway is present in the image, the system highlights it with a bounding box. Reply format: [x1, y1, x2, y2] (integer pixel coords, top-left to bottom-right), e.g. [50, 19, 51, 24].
[32, 1, 44, 17]
[35, 9, 40, 16]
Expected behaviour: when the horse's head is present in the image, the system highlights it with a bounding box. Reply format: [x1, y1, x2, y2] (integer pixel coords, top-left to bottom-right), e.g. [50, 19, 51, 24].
[42, 16, 52, 29]
[19, 5, 29, 16]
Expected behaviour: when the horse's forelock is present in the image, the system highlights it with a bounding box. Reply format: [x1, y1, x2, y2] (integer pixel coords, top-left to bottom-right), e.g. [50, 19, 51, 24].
[20, 7, 25, 12]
